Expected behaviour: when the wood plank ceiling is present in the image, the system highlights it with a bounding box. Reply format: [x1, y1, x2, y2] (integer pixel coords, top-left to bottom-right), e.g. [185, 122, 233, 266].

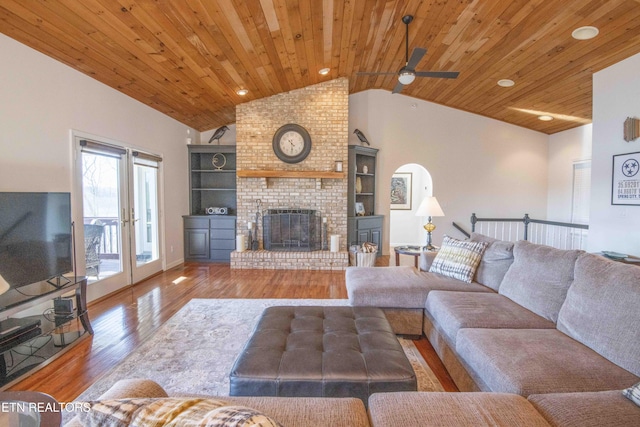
[1, 0, 639, 134]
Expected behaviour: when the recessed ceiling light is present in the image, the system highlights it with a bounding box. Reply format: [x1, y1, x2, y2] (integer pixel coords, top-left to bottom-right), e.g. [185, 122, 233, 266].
[538, 115, 554, 121]
[497, 79, 515, 87]
[318, 68, 330, 75]
[236, 89, 248, 96]
[572, 26, 599, 40]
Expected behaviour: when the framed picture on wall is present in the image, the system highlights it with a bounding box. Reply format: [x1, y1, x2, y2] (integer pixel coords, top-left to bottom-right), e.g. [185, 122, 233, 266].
[612, 151, 640, 206]
[390, 172, 412, 210]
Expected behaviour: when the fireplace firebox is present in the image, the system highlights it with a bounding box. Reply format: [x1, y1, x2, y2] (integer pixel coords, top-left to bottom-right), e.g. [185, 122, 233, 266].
[263, 209, 322, 251]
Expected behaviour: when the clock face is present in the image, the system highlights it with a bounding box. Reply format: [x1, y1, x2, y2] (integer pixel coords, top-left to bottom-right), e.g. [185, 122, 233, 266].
[279, 131, 305, 156]
[272, 124, 312, 163]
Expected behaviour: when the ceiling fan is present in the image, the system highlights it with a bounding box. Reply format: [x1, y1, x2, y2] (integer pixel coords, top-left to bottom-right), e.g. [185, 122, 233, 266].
[358, 15, 459, 94]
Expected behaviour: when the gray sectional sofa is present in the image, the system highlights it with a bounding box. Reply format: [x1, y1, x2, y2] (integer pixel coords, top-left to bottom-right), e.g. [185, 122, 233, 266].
[67, 378, 640, 426]
[65, 236, 640, 426]
[347, 233, 640, 424]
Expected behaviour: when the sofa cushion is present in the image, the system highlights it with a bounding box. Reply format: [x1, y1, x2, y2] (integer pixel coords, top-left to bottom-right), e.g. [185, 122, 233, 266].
[529, 390, 640, 426]
[557, 253, 640, 377]
[429, 236, 488, 283]
[78, 398, 283, 427]
[425, 291, 554, 346]
[470, 233, 514, 291]
[368, 392, 551, 427]
[347, 266, 493, 309]
[498, 240, 582, 322]
[65, 379, 371, 427]
[456, 328, 639, 396]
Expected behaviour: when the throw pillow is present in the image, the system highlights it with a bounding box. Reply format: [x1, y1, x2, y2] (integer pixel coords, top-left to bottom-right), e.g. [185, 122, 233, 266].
[78, 397, 284, 427]
[499, 240, 583, 322]
[429, 235, 488, 283]
[623, 382, 640, 407]
[470, 232, 514, 291]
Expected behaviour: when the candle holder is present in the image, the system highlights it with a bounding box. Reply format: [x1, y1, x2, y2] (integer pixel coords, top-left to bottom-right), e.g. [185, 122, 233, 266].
[247, 230, 253, 251]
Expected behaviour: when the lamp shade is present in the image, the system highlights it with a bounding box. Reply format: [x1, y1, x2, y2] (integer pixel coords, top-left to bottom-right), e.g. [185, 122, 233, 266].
[415, 196, 445, 217]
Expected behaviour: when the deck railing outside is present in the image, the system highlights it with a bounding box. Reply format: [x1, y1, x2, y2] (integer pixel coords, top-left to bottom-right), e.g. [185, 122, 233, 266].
[84, 217, 119, 256]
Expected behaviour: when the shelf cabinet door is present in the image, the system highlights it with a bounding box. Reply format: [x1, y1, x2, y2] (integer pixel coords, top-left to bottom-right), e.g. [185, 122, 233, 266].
[184, 228, 209, 259]
[357, 230, 370, 245]
[370, 229, 382, 255]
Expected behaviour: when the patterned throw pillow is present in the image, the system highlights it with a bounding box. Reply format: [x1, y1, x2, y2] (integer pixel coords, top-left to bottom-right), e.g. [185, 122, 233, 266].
[623, 382, 640, 407]
[429, 235, 488, 283]
[78, 397, 284, 427]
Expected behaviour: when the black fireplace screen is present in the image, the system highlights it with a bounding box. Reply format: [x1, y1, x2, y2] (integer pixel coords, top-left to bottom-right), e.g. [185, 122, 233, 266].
[263, 209, 322, 251]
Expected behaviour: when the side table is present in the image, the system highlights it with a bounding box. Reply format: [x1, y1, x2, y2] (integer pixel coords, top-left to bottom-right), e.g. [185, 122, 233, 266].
[394, 246, 423, 268]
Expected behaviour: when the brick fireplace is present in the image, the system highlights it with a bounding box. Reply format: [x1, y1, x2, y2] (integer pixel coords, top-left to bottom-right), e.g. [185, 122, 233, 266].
[230, 78, 349, 270]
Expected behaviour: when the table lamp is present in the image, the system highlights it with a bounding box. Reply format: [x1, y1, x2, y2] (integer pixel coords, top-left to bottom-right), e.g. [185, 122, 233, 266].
[415, 196, 445, 250]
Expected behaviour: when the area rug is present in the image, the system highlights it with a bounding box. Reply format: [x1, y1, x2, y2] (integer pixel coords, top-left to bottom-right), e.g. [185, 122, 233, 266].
[77, 298, 444, 401]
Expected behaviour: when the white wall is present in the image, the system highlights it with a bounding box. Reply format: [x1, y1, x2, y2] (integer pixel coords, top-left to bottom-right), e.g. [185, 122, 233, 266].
[590, 52, 640, 255]
[349, 90, 549, 253]
[0, 34, 191, 300]
[389, 163, 432, 246]
[546, 125, 592, 221]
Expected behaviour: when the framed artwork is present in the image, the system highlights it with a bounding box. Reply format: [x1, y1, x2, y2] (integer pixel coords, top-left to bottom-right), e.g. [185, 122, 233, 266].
[390, 173, 412, 210]
[612, 151, 640, 205]
[355, 202, 365, 216]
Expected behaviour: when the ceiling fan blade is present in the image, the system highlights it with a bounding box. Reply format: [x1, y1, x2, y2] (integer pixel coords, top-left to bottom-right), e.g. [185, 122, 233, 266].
[415, 71, 460, 79]
[357, 71, 398, 75]
[392, 81, 405, 94]
[406, 47, 427, 70]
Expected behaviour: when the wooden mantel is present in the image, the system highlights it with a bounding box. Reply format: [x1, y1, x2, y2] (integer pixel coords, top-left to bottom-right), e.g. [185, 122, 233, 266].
[237, 170, 345, 179]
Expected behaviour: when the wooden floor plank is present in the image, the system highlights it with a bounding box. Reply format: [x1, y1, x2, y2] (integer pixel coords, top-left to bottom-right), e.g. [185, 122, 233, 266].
[8, 259, 457, 400]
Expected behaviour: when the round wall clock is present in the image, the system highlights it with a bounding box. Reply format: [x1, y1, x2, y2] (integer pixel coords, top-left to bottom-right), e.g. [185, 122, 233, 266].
[272, 124, 312, 164]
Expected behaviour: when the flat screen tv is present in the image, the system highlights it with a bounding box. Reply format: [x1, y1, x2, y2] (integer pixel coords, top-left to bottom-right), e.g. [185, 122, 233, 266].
[0, 192, 73, 292]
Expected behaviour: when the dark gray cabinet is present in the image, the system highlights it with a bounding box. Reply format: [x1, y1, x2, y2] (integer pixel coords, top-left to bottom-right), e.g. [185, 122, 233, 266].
[183, 215, 237, 262]
[184, 217, 210, 260]
[348, 145, 383, 257]
[348, 216, 383, 256]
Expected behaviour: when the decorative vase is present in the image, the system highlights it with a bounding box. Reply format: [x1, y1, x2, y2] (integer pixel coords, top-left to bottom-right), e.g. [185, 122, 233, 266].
[355, 177, 362, 193]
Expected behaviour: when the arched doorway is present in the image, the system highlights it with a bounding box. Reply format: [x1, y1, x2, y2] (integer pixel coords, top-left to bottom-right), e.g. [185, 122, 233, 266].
[389, 164, 433, 262]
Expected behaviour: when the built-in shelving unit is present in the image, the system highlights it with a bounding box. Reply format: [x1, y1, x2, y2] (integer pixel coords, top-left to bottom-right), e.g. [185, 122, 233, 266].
[347, 145, 383, 257]
[189, 145, 237, 216]
[185, 145, 237, 262]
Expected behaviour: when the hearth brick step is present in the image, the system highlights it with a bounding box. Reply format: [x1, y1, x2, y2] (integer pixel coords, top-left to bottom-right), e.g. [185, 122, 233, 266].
[230, 250, 349, 270]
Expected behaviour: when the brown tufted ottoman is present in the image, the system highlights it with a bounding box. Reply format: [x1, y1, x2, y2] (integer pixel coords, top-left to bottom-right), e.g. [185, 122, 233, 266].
[229, 306, 417, 403]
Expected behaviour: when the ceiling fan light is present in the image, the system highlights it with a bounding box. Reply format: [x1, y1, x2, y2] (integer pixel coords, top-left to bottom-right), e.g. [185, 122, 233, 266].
[398, 71, 415, 85]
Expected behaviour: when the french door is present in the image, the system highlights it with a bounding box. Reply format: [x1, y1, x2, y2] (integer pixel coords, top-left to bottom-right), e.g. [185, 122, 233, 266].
[74, 135, 162, 296]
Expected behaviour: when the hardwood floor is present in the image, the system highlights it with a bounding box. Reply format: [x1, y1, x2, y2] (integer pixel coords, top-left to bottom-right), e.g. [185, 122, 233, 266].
[8, 258, 457, 401]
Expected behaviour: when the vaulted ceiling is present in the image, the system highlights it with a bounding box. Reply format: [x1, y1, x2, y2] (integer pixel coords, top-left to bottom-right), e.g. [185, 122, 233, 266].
[1, 0, 639, 134]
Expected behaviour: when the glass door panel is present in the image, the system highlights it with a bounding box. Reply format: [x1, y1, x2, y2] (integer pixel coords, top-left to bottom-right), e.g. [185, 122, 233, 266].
[81, 152, 124, 283]
[130, 157, 162, 283]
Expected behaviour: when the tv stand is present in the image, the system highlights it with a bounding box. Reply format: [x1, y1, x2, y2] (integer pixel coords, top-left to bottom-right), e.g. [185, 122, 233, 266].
[46, 275, 72, 289]
[0, 277, 92, 389]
